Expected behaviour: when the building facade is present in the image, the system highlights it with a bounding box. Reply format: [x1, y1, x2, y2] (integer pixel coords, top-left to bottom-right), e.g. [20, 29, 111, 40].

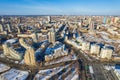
[48, 28, 56, 44]
[90, 44, 100, 55]
[24, 47, 36, 66]
[100, 47, 113, 60]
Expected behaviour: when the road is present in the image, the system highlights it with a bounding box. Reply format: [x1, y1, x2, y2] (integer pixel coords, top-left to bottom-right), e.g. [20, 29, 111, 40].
[0, 56, 78, 80]
[1, 39, 118, 80]
[0, 24, 119, 80]
[92, 64, 107, 80]
[101, 65, 118, 80]
[64, 41, 119, 80]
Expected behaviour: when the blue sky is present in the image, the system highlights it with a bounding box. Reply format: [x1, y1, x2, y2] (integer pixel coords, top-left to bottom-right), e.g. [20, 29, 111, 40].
[0, 0, 120, 15]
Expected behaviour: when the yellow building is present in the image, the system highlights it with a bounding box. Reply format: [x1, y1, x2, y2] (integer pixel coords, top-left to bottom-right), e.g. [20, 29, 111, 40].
[24, 47, 36, 66]
[90, 44, 100, 56]
[2, 43, 22, 60]
[2, 43, 10, 56]
[48, 28, 56, 44]
[0, 24, 4, 32]
[82, 41, 90, 51]
[100, 47, 113, 60]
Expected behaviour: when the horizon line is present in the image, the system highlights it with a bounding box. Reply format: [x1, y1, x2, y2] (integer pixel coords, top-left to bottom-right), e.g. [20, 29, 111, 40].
[0, 14, 120, 16]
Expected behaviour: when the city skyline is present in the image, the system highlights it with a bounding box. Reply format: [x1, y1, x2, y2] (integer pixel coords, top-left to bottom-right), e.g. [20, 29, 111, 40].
[0, 0, 120, 15]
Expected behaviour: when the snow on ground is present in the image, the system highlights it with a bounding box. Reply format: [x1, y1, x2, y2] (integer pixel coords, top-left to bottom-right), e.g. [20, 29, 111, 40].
[104, 65, 113, 71]
[65, 70, 76, 80]
[5, 39, 17, 44]
[19, 60, 24, 64]
[34, 64, 69, 80]
[58, 66, 72, 80]
[45, 54, 77, 66]
[0, 68, 29, 80]
[0, 63, 10, 73]
[89, 66, 94, 74]
[85, 30, 120, 45]
[104, 65, 120, 79]
[71, 73, 79, 80]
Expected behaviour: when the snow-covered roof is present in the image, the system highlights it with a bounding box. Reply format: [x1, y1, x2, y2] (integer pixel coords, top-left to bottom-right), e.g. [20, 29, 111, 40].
[0, 63, 10, 73]
[5, 39, 18, 44]
[0, 68, 29, 80]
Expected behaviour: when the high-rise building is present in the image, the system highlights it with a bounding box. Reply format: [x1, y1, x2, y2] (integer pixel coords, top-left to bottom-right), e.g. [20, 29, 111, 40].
[24, 47, 36, 66]
[82, 41, 90, 51]
[100, 47, 113, 60]
[19, 38, 30, 49]
[106, 17, 111, 24]
[90, 44, 100, 55]
[18, 33, 38, 43]
[2, 43, 10, 56]
[0, 24, 4, 32]
[110, 17, 119, 24]
[48, 28, 56, 44]
[89, 21, 94, 30]
[31, 33, 38, 43]
[47, 16, 51, 23]
[6, 23, 12, 32]
[88, 21, 96, 34]
[17, 25, 21, 33]
[8, 47, 22, 60]
[2, 42, 22, 60]
[88, 17, 92, 24]
[114, 17, 119, 23]
[1, 18, 4, 23]
[103, 16, 107, 24]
